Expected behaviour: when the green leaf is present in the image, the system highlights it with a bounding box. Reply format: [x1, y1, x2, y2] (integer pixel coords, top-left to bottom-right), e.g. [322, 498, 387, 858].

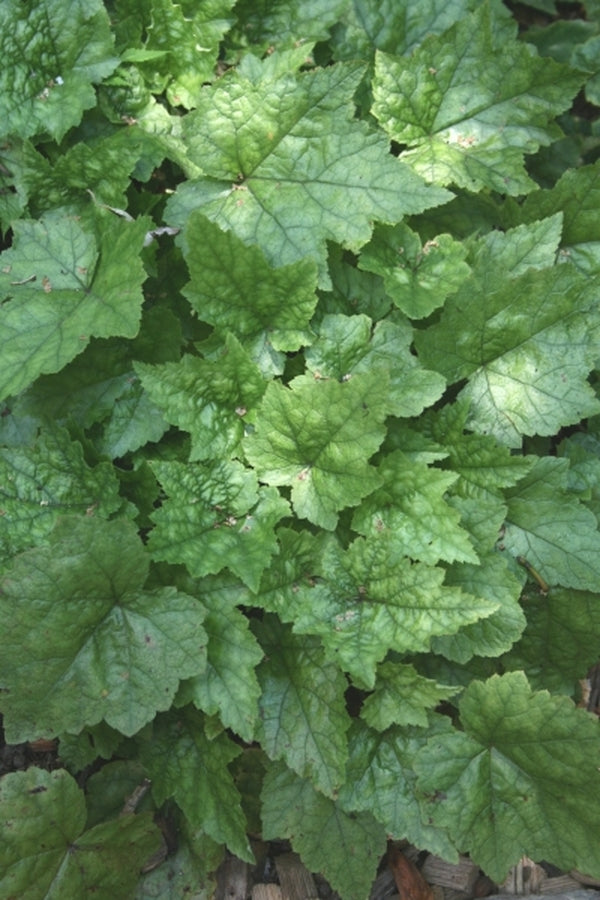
[182, 214, 318, 358]
[180, 576, 263, 742]
[415, 262, 600, 446]
[136, 335, 266, 461]
[140, 0, 235, 107]
[415, 672, 600, 880]
[166, 60, 451, 283]
[0, 424, 122, 558]
[288, 535, 496, 687]
[0, 767, 160, 900]
[253, 615, 351, 796]
[503, 456, 600, 592]
[148, 459, 289, 590]
[0, 210, 149, 402]
[352, 451, 479, 565]
[97, 377, 168, 457]
[360, 662, 459, 730]
[358, 223, 470, 319]
[245, 372, 388, 530]
[372, 7, 585, 193]
[232, 0, 348, 48]
[0, 0, 118, 142]
[338, 718, 458, 860]
[137, 706, 252, 860]
[261, 762, 387, 900]
[0, 516, 207, 741]
[305, 314, 446, 417]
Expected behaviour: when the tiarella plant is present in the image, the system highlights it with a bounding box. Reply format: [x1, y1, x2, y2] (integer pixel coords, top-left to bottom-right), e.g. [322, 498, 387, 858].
[1, 1, 600, 898]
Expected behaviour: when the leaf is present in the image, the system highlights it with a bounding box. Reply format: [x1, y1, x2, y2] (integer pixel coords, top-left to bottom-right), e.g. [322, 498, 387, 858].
[0, 424, 122, 558]
[148, 459, 289, 591]
[415, 671, 600, 881]
[352, 451, 479, 565]
[304, 314, 446, 417]
[0, 210, 150, 402]
[97, 377, 168, 458]
[137, 706, 252, 861]
[288, 535, 496, 688]
[180, 576, 263, 742]
[372, 7, 585, 193]
[0, 0, 118, 142]
[415, 262, 600, 446]
[166, 60, 451, 283]
[136, 334, 266, 461]
[182, 214, 318, 358]
[360, 662, 459, 731]
[0, 767, 160, 900]
[358, 223, 470, 319]
[232, 0, 348, 48]
[245, 372, 388, 530]
[502, 456, 600, 592]
[261, 762, 387, 900]
[0, 516, 207, 741]
[253, 615, 351, 796]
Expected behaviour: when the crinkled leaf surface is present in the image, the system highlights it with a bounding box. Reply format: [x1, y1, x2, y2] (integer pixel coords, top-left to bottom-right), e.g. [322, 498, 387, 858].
[136, 334, 266, 461]
[0, 0, 118, 142]
[182, 213, 318, 356]
[372, 7, 584, 193]
[338, 718, 458, 859]
[148, 459, 289, 590]
[304, 314, 446, 417]
[0, 767, 160, 900]
[166, 60, 451, 283]
[245, 372, 388, 530]
[360, 662, 459, 731]
[96, 376, 168, 458]
[253, 615, 350, 796]
[0, 424, 122, 558]
[415, 672, 600, 881]
[0, 516, 207, 741]
[503, 456, 600, 592]
[232, 0, 348, 47]
[358, 223, 470, 319]
[261, 762, 387, 900]
[415, 262, 600, 446]
[352, 451, 478, 565]
[288, 535, 496, 688]
[137, 706, 252, 860]
[0, 210, 149, 402]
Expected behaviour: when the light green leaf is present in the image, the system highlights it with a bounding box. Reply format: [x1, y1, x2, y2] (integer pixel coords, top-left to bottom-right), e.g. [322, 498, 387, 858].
[166, 60, 451, 283]
[469, 213, 563, 277]
[352, 451, 479, 565]
[141, 0, 235, 107]
[503, 456, 600, 592]
[253, 615, 351, 796]
[231, 0, 348, 48]
[136, 334, 266, 461]
[0, 0, 118, 142]
[0, 210, 149, 402]
[358, 223, 470, 319]
[338, 718, 458, 860]
[415, 672, 600, 881]
[372, 7, 584, 193]
[245, 372, 388, 530]
[501, 586, 600, 693]
[181, 577, 263, 742]
[0, 768, 160, 900]
[97, 377, 168, 458]
[305, 314, 446, 417]
[148, 459, 289, 590]
[289, 535, 496, 688]
[0, 424, 122, 558]
[0, 516, 207, 741]
[182, 214, 318, 357]
[261, 762, 387, 900]
[360, 662, 459, 730]
[415, 263, 600, 446]
[137, 706, 252, 861]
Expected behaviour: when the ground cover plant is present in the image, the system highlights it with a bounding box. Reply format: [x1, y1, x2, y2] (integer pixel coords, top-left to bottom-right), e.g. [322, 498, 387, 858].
[1, 0, 600, 897]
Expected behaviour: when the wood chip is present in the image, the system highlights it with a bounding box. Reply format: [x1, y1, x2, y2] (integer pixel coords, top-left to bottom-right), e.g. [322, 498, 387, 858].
[253, 884, 284, 900]
[275, 852, 318, 900]
[421, 855, 480, 894]
[500, 858, 546, 895]
[215, 855, 249, 900]
[388, 846, 433, 900]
